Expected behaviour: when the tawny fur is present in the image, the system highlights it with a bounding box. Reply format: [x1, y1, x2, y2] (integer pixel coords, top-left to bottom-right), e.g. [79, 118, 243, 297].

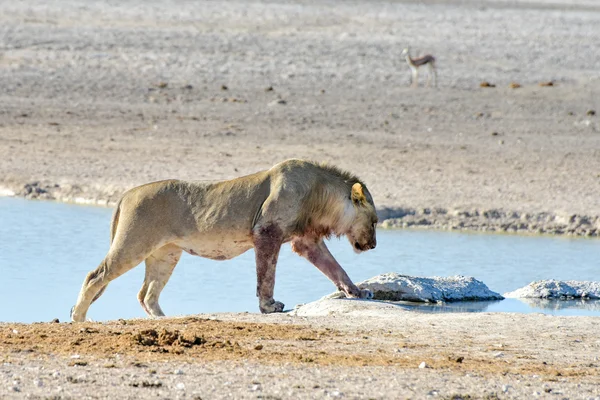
[71, 159, 378, 321]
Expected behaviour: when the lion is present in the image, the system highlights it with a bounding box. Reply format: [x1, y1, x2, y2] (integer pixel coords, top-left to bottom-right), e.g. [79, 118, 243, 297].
[71, 159, 377, 322]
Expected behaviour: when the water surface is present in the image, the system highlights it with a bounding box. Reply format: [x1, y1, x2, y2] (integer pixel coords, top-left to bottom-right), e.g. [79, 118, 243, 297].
[1, 197, 599, 323]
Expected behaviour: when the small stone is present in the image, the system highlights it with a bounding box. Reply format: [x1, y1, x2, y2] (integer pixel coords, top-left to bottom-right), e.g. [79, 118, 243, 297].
[418, 362, 428, 369]
[491, 132, 499, 136]
[12, 329, 18, 334]
[268, 99, 287, 106]
[10, 386, 20, 392]
[70, 354, 80, 359]
[587, 110, 596, 116]
[33, 379, 43, 387]
[51, 318, 59, 323]
[251, 384, 261, 391]
[221, 84, 228, 90]
[502, 385, 510, 393]
[264, 86, 274, 92]
[509, 82, 521, 89]
[254, 344, 264, 350]
[176, 382, 186, 390]
[174, 369, 184, 375]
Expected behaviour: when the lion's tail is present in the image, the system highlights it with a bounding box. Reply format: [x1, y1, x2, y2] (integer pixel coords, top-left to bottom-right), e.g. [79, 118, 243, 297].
[109, 197, 123, 244]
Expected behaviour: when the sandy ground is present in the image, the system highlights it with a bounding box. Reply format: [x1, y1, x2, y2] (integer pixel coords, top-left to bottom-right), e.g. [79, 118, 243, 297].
[2, 0, 600, 398]
[2, 309, 600, 399]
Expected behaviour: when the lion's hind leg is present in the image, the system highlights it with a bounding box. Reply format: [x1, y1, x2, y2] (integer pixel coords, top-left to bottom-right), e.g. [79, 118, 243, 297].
[71, 246, 154, 322]
[137, 244, 182, 318]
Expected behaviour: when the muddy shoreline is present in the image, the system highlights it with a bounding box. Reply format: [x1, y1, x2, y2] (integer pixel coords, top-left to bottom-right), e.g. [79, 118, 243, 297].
[2, 312, 600, 399]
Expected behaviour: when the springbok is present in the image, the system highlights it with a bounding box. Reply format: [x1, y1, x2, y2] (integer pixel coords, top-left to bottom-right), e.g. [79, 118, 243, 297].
[401, 47, 437, 88]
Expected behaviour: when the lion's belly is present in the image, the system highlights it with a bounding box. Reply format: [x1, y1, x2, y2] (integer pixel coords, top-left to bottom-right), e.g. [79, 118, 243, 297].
[176, 234, 253, 261]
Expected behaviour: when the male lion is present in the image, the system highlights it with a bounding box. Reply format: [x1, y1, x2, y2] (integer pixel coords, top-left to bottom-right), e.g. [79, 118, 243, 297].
[71, 159, 377, 322]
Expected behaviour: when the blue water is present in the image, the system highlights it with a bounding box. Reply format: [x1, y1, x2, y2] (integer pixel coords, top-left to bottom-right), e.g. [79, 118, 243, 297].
[1, 197, 599, 323]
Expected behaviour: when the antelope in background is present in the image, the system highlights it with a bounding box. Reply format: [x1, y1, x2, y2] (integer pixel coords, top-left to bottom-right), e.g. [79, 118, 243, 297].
[401, 47, 437, 88]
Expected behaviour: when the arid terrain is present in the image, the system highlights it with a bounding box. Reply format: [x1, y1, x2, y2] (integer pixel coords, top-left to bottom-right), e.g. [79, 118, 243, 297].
[2, 311, 600, 399]
[1, 0, 600, 398]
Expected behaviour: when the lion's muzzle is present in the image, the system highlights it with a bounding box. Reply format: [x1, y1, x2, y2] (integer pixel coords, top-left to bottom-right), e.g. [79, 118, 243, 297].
[354, 239, 376, 252]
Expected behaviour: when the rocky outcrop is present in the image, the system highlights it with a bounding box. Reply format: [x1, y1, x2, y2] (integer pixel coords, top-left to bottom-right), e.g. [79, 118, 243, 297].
[324, 273, 504, 303]
[504, 280, 600, 299]
[377, 207, 600, 237]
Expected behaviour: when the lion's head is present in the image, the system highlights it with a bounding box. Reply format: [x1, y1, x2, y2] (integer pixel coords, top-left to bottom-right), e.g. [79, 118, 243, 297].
[346, 182, 377, 253]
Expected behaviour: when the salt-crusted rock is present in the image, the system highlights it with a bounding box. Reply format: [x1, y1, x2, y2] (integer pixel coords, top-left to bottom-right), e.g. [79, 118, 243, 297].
[324, 273, 504, 302]
[504, 280, 600, 299]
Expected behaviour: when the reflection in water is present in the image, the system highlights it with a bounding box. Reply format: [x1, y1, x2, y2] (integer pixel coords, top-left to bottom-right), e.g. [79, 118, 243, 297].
[388, 300, 502, 313]
[516, 298, 600, 312]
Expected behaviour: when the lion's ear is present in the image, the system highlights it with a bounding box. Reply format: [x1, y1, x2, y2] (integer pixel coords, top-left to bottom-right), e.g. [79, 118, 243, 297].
[351, 183, 366, 205]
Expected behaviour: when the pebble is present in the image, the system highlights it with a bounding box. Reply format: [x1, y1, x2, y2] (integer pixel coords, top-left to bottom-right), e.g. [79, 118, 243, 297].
[33, 379, 43, 387]
[502, 385, 510, 393]
[418, 362, 428, 369]
[176, 382, 185, 390]
[268, 99, 287, 106]
[174, 369, 184, 375]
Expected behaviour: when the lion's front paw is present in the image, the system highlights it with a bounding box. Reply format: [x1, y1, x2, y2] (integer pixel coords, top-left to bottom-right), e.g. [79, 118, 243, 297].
[359, 289, 374, 300]
[259, 299, 285, 314]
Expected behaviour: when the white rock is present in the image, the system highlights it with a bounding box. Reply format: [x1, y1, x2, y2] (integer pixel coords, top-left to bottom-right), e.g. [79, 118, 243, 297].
[418, 362, 428, 369]
[174, 369, 184, 375]
[504, 280, 600, 299]
[176, 382, 185, 390]
[326, 273, 503, 302]
[292, 298, 407, 317]
[33, 379, 43, 387]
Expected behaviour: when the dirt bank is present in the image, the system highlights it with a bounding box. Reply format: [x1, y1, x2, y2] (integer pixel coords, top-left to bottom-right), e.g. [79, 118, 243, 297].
[2, 312, 600, 399]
